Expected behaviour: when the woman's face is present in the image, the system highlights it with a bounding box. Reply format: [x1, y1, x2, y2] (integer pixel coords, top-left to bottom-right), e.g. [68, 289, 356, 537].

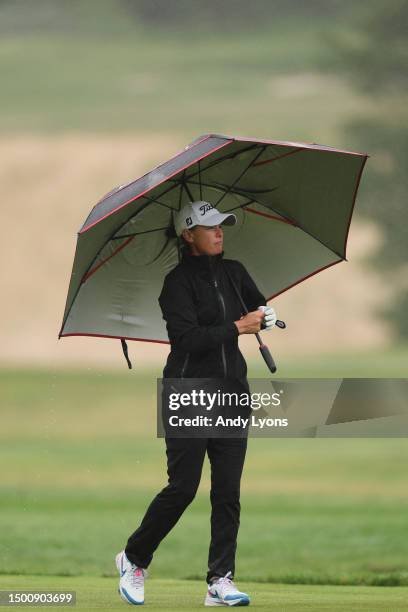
[183, 224, 224, 256]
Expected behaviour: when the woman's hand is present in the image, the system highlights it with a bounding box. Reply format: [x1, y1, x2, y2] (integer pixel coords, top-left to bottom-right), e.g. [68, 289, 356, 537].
[234, 310, 264, 335]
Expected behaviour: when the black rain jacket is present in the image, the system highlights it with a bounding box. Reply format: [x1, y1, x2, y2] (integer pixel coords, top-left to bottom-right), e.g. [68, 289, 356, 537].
[158, 247, 267, 389]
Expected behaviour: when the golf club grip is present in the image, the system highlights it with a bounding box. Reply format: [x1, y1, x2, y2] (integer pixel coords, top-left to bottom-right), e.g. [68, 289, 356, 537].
[259, 343, 277, 374]
[276, 320, 286, 329]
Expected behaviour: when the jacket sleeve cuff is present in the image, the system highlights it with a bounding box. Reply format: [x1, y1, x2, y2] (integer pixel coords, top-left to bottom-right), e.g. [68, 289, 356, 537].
[225, 320, 239, 339]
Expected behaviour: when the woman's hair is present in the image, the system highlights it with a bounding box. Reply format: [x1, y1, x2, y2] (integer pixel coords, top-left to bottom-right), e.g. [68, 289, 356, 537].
[165, 224, 191, 252]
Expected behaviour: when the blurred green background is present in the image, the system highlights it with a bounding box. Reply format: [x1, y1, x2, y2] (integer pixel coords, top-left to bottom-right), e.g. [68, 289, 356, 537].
[1, 1, 407, 608]
[1, 0, 407, 367]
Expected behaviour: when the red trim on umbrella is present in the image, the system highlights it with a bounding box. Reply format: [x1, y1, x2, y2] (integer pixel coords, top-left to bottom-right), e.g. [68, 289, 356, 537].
[59, 332, 170, 345]
[343, 155, 369, 258]
[251, 147, 304, 167]
[79, 138, 233, 234]
[82, 235, 136, 284]
[243, 206, 295, 225]
[265, 258, 343, 301]
[184, 134, 215, 150]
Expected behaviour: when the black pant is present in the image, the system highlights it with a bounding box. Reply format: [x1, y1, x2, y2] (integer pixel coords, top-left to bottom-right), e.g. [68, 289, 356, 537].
[125, 435, 248, 584]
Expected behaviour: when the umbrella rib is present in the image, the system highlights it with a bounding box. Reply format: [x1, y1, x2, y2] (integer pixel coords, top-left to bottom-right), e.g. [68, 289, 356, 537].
[170, 179, 284, 219]
[179, 175, 345, 259]
[166, 143, 260, 190]
[234, 201, 345, 259]
[188, 143, 259, 177]
[181, 178, 278, 195]
[111, 226, 170, 240]
[107, 187, 186, 242]
[180, 178, 345, 259]
[214, 145, 267, 208]
[165, 180, 269, 223]
[222, 195, 296, 226]
[81, 144, 262, 237]
[198, 159, 202, 199]
[104, 143, 261, 237]
[80, 187, 179, 287]
[137, 195, 175, 210]
[226, 199, 256, 210]
[231, 190, 346, 259]
[240, 197, 345, 258]
[178, 170, 185, 211]
[181, 180, 194, 202]
[113, 182, 345, 260]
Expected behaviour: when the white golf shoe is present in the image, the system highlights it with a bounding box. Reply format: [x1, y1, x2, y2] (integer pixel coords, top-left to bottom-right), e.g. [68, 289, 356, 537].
[116, 550, 148, 605]
[204, 571, 250, 606]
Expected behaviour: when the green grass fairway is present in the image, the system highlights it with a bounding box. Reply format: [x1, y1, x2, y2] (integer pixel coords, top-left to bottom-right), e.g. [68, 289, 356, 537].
[1, 365, 408, 609]
[1, 576, 408, 611]
[2, 487, 408, 585]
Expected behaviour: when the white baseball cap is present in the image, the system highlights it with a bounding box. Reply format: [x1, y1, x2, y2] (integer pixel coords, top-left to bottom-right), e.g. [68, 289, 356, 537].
[174, 201, 237, 237]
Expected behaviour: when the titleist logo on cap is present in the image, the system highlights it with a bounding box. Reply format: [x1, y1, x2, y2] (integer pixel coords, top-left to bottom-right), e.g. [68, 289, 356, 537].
[199, 203, 214, 216]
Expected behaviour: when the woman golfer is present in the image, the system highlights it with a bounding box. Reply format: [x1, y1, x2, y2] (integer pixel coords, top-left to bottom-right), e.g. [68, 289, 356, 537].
[116, 201, 276, 606]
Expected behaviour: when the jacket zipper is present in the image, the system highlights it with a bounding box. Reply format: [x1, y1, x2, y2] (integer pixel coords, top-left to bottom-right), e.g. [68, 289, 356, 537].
[181, 352, 190, 378]
[213, 277, 227, 378]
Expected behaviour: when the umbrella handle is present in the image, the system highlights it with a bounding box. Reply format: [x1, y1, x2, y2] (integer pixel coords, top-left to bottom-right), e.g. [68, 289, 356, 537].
[258, 321, 286, 373]
[222, 261, 282, 374]
[256, 336, 277, 374]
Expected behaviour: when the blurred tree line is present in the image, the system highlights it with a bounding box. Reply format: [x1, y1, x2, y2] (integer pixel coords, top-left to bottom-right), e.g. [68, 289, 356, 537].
[0, 0, 356, 35]
[328, 0, 408, 338]
[120, 0, 353, 29]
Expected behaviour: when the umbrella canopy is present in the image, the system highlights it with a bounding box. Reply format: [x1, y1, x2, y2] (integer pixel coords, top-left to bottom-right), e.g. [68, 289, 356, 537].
[58, 133, 368, 346]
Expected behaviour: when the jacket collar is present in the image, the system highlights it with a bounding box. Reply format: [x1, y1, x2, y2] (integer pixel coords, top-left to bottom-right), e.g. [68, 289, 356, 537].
[181, 246, 224, 272]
